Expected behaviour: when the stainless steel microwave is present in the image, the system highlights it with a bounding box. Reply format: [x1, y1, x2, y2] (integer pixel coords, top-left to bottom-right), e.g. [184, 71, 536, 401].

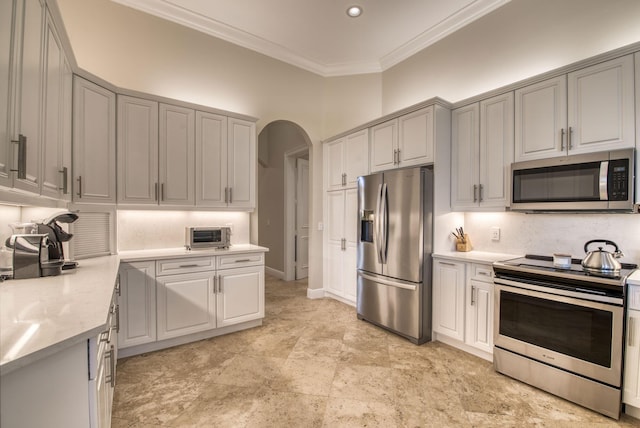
[510, 148, 635, 212]
[185, 226, 231, 250]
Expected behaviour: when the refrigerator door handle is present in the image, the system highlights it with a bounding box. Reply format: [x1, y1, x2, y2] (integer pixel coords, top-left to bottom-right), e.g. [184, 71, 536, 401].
[375, 183, 383, 264]
[358, 271, 417, 291]
[381, 182, 388, 265]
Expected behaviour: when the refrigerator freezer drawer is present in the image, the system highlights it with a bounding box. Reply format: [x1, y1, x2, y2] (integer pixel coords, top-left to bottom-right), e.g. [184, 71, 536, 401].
[357, 271, 426, 343]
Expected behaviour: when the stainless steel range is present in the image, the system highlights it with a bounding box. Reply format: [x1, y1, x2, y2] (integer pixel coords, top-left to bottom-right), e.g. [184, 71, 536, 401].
[493, 254, 638, 419]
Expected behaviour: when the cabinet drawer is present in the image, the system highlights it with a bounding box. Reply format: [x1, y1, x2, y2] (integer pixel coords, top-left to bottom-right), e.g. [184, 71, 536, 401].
[471, 264, 493, 282]
[217, 253, 264, 270]
[156, 256, 215, 276]
[629, 285, 640, 311]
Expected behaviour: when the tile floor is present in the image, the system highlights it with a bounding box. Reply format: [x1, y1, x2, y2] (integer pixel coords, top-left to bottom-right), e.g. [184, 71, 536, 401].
[112, 276, 640, 427]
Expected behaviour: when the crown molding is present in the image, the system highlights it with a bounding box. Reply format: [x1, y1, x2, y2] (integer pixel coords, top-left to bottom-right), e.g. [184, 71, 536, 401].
[112, 0, 509, 77]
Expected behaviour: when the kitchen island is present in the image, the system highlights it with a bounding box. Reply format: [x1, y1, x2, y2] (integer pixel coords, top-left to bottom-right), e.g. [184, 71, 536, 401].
[0, 244, 268, 428]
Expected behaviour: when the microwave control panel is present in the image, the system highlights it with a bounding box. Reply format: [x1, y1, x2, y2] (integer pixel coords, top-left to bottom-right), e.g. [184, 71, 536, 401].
[608, 158, 628, 201]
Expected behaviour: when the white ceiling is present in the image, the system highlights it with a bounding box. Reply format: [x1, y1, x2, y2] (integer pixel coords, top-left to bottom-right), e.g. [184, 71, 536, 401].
[111, 0, 511, 77]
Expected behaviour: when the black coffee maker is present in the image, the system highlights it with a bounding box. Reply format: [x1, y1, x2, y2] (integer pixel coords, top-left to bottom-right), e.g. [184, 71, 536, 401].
[37, 211, 79, 273]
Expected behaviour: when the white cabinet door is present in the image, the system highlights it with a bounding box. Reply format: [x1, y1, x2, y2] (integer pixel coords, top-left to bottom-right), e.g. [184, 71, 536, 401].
[60, 58, 72, 201]
[398, 106, 434, 167]
[159, 103, 195, 206]
[515, 75, 567, 161]
[479, 92, 513, 208]
[227, 117, 255, 209]
[325, 137, 345, 190]
[636, 53, 640, 206]
[344, 129, 368, 187]
[326, 130, 369, 190]
[118, 261, 157, 348]
[41, 15, 67, 199]
[451, 103, 479, 210]
[370, 119, 397, 173]
[12, 0, 44, 194]
[72, 76, 116, 203]
[466, 278, 493, 354]
[432, 259, 466, 341]
[624, 308, 640, 408]
[117, 95, 159, 204]
[567, 54, 635, 154]
[343, 188, 358, 302]
[156, 271, 216, 340]
[195, 111, 227, 207]
[325, 190, 345, 296]
[217, 265, 264, 327]
[0, 0, 15, 187]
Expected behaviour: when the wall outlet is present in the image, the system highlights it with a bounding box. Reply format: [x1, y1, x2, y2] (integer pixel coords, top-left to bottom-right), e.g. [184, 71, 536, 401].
[490, 227, 501, 241]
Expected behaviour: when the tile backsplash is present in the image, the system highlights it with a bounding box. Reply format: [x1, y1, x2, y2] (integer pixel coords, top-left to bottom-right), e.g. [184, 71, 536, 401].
[463, 212, 640, 263]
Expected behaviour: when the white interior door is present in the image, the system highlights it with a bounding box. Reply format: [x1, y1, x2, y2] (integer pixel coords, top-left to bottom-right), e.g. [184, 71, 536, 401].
[295, 158, 309, 279]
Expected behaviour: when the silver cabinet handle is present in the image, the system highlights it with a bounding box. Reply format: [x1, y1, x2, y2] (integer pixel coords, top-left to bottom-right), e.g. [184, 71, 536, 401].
[229, 187, 232, 203]
[178, 264, 199, 268]
[161, 183, 165, 201]
[473, 184, 478, 203]
[105, 345, 116, 387]
[115, 304, 120, 333]
[218, 275, 223, 293]
[235, 259, 251, 263]
[10, 134, 27, 179]
[59, 167, 68, 194]
[478, 271, 491, 277]
[213, 275, 218, 294]
[567, 126, 573, 149]
[76, 176, 82, 197]
[393, 149, 398, 165]
[115, 274, 121, 296]
[560, 128, 565, 151]
[155, 182, 159, 201]
[224, 187, 229, 203]
[438, 261, 456, 267]
[471, 285, 476, 306]
[396, 149, 400, 164]
[479, 184, 483, 202]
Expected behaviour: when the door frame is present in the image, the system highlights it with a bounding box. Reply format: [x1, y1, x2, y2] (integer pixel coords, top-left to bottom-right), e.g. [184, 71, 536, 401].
[283, 146, 309, 281]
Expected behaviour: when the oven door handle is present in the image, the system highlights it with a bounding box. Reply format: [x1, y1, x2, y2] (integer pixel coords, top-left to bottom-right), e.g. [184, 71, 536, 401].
[494, 279, 623, 307]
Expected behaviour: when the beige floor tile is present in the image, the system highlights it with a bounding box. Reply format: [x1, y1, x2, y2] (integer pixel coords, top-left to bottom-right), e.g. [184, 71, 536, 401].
[322, 397, 398, 428]
[112, 275, 639, 427]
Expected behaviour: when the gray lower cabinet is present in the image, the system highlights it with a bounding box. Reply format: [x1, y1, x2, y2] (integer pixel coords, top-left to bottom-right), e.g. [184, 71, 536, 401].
[118, 253, 265, 357]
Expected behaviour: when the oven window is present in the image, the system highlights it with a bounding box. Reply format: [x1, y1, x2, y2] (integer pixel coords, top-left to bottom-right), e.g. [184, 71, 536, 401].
[193, 229, 221, 243]
[499, 291, 612, 367]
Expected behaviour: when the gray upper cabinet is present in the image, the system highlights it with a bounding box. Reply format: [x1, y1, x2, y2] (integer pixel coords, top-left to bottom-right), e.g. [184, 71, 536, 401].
[159, 103, 195, 206]
[117, 95, 159, 205]
[515, 55, 635, 162]
[195, 111, 227, 207]
[73, 76, 116, 204]
[0, 0, 16, 188]
[12, 0, 45, 194]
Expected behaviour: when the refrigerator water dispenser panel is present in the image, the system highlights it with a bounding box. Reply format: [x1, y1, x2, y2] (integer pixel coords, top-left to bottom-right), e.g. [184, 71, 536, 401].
[360, 210, 374, 243]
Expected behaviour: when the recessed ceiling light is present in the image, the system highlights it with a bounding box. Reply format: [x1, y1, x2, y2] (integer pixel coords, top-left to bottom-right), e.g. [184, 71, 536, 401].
[346, 5, 363, 18]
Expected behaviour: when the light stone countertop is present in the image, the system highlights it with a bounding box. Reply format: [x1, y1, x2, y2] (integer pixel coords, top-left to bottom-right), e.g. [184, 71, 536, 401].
[118, 244, 268, 262]
[0, 244, 269, 376]
[628, 270, 640, 286]
[432, 251, 522, 264]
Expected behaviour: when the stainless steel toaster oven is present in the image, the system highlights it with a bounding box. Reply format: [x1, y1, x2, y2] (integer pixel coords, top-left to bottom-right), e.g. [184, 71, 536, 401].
[185, 226, 231, 250]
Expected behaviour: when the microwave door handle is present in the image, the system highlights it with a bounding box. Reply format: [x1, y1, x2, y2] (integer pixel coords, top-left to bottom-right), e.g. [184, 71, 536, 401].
[599, 161, 609, 200]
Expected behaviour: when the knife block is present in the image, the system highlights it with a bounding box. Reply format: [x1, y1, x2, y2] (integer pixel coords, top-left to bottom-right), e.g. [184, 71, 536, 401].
[456, 234, 472, 252]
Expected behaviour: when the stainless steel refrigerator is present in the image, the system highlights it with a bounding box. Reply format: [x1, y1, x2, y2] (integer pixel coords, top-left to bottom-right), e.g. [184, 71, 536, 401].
[356, 166, 433, 344]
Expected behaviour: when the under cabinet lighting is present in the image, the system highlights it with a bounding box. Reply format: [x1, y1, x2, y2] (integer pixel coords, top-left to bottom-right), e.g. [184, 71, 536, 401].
[346, 5, 363, 17]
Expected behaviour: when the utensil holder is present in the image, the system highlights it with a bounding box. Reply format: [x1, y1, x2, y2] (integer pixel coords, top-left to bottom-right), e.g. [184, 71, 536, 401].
[456, 235, 472, 252]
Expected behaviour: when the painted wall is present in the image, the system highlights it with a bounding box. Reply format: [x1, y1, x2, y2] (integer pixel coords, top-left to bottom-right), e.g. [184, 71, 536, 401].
[256, 121, 309, 274]
[382, 0, 640, 111]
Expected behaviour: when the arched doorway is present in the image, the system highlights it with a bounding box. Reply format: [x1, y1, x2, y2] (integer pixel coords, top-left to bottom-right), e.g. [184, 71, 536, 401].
[256, 120, 312, 281]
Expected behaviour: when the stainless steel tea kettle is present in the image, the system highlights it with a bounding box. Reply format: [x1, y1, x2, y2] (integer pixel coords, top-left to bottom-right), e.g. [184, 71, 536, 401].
[581, 239, 624, 274]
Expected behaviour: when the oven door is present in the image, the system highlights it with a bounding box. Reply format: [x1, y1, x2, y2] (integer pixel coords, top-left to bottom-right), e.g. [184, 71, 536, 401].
[494, 280, 623, 387]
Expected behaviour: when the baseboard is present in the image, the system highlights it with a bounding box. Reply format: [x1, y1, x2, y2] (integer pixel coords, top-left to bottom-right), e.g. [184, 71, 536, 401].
[625, 404, 640, 420]
[307, 287, 325, 299]
[323, 290, 357, 307]
[265, 266, 285, 279]
[433, 332, 493, 362]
